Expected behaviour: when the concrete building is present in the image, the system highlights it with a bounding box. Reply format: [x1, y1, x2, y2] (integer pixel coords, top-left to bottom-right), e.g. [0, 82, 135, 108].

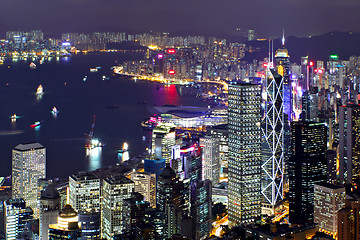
[314, 182, 345, 238]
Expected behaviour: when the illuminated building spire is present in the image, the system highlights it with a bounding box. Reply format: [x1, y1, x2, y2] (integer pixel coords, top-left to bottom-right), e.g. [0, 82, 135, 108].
[282, 29, 285, 46]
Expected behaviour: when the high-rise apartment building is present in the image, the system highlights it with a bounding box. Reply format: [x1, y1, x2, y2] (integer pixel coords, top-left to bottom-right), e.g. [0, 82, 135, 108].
[338, 104, 360, 184]
[130, 172, 156, 208]
[101, 175, 134, 239]
[69, 172, 101, 213]
[314, 183, 345, 239]
[228, 83, 262, 226]
[261, 69, 284, 207]
[289, 121, 327, 224]
[12, 143, 46, 218]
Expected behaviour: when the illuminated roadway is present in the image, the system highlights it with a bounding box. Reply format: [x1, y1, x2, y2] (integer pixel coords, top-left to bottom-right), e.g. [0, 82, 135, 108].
[212, 215, 228, 237]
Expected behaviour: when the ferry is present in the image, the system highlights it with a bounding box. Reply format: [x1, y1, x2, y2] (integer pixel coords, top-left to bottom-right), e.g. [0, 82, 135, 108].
[51, 107, 58, 114]
[30, 62, 36, 69]
[0, 59, 4, 64]
[30, 121, 42, 128]
[83, 76, 87, 82]
[11, 114, 17, 122]
[112, 66, 123, 74]
[90, 68, 98, 73]
[36, 85, 43, 95]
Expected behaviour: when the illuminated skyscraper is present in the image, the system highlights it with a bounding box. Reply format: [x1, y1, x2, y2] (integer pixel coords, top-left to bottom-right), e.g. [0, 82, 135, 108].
[69, 172, 101, 213]
[130, 172, 156, 208]
[157, 165, 190, 238]
[228, 83, 262, 225]
[12, 143, 46, 218]
[314, 183, 345, 238]
[152, 123, 176, 163]
[338, 104, 360, 184]
[200, 136, 220, 185]
[101, 175, 134, 239]
[39, 184, 61, 240]
[261, 69, 284, 207]
[4, 199, 33, 240]
[289, 121, 327, 224]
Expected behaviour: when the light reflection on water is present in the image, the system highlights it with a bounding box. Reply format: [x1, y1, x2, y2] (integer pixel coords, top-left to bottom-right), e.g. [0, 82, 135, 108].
[86, 147, 102, 172]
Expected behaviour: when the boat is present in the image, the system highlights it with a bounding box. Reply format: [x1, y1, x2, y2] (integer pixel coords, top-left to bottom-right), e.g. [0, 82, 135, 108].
[30, 62, 36, 69]
[142, 136, 146, 141]
[51, 107, 58, 114]
[141, 120, 157, 130]
[85, 115, 105, 150]
[83, 76, 87, 82]
[90, 68, 98, 73]
[0, 59, 4, 64]
[39, 59, 44, 64]
[36, 85, 43, 95]
[30, 121, 42, 128]
[11, 114, 17, 122]
[102, 75, 110, 81]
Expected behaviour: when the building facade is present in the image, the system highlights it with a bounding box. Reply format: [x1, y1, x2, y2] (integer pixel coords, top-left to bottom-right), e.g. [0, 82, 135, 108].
[314, 183, 345, 238]
[69, 172, 101, 213]
[12, 143, 46, 218]
[228, 83, 262, 225]
[101, 175, 134, 239]
[130, 172, 156, 208]
[289, 121, 327, 224]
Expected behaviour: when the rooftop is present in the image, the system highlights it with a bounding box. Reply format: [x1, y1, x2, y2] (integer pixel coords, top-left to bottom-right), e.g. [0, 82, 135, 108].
[14, 143, 44, 151]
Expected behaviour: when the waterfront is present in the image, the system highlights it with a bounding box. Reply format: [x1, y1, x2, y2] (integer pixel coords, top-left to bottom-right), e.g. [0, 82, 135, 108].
[0, 53, 206, 178]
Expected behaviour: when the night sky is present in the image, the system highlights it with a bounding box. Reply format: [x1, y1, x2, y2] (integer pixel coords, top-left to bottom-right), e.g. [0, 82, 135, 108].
[1, 0, 360, 37]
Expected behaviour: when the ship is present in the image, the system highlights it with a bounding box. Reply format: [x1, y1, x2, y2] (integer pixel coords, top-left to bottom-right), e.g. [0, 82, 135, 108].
[90, 68, 98, 72]
[36, 85, 43, 95]
[51, 107, 58, 114]
[85, 115, 105, 150]
[83, 76, 87, 82]
[11, 114, 17, 122]
[30, 62, 36, 69]
[30, 121, 42, 128]
[141, 120, 157, 130]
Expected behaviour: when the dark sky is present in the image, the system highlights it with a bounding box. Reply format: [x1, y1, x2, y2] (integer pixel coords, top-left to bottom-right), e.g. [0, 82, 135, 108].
[1, 0, 360, 37]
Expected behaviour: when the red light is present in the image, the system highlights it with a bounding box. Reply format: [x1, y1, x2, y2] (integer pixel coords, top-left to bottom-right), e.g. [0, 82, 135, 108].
[263, 63, 268, 68]
[314, 69, 318, 73]
[167, 49, 176, 54]
[309, 61, 314, 67]
[318, 69, 324, 74]
[168, 70, 175, 75]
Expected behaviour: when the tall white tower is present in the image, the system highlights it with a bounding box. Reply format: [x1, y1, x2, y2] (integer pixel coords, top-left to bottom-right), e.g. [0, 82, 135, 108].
[261, 69, 284, 206]
[12, 143, 46, 218]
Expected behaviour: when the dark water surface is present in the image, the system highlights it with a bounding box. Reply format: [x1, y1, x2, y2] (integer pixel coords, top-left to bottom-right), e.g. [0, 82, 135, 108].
[0, 53, 204, 178]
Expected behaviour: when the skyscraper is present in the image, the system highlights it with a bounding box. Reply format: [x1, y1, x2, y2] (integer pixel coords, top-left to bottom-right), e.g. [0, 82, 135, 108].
[199, 136, 220, 185]
[261, 69, 284, 207]
[101, 175, 134, 239]
[152, 123, 176, 163]
[4, 199, 33, 240]
[69, 172, 101, 213]
[289, 121, 327, 224]
[228, 83, 262, 225]
[39, 183, 61, 240]
[130, 172, 156, 208]
[314, 183, 345, 238]
[12, 143, 46, 218]
[157, 165, 189, 238]
[338, 197, 360, 240]
[338, 104, 360, 184]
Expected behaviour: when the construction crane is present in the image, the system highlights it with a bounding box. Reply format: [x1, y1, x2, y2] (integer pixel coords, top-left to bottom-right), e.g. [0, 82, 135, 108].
[85, 115, 96, 149]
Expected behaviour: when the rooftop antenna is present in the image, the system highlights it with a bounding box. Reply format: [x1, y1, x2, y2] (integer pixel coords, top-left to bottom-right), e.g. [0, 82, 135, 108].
[268, 39, 271, 65]
[282, 28, 285, 46]
[271, 39, 274, 64]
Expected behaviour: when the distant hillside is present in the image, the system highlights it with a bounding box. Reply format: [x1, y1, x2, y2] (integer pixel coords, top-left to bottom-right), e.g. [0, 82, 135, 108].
[243, 32, 360, 64]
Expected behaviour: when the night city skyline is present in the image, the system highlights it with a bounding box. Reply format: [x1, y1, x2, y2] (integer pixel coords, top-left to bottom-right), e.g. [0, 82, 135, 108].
[1, 1, 360, 239]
